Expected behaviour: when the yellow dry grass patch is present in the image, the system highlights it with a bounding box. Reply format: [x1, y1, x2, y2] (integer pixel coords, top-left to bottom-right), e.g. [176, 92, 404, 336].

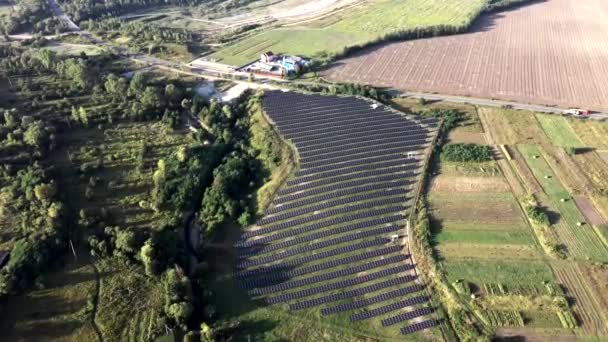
[430, 175, 510, 193]
[567, 118, 608, 150]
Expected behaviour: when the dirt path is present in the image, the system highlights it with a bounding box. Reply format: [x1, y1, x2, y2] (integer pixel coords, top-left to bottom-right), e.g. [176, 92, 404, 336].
[91, 263, 104, 342]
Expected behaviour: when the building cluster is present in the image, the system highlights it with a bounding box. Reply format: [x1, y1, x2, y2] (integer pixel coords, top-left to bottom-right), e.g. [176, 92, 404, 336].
[241, 51, 310, 77]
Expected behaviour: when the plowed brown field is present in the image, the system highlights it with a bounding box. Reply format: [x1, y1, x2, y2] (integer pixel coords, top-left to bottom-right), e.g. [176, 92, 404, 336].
[325, 0, 608, 110]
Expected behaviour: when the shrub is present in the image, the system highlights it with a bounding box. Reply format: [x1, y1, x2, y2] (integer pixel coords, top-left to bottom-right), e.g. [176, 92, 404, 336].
[526, 205, 550, 226]
[441, 143, 493, 162]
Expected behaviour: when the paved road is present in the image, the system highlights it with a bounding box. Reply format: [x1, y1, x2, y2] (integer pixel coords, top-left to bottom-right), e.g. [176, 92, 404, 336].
[393, 90, 608, 121]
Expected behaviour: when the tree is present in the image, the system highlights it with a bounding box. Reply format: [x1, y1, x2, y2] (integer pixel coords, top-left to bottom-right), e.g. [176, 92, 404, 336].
[129, 72, 147, 97]
[140, 239, 158, 276]
[200, 322, 214, 342]
[34, 183, 56, 202]
[23, 121, 47, 149]
[114, 230, 137, 257]
[104, 73, 127, 99]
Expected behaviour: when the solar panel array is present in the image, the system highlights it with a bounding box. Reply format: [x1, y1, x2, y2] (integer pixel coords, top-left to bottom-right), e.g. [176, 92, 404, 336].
[235, 91, 440, 335]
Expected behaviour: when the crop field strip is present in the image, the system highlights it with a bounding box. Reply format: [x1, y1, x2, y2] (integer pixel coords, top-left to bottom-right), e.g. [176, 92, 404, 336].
[235, 91, 438, 334]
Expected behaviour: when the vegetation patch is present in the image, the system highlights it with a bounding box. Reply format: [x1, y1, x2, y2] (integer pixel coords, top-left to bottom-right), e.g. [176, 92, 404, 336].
[440, 143, 493, 163]
[535, 114, 584, 148]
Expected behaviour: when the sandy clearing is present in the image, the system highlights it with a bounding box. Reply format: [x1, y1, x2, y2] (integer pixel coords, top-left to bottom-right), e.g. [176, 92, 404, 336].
[325, 0, 608, 111]
[446, 130, 487, 144]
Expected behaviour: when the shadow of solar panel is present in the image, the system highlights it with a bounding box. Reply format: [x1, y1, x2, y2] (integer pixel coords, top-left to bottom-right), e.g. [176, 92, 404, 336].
[400, 319, 439, 335]
[321, 284, 423, 315]
[266, 264, 414, 304]
[381, 307, 433, 326]
[350, 295, 429, 322]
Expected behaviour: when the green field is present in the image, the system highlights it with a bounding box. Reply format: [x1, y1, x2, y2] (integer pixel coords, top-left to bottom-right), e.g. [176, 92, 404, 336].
[536, 115, 584, 148]
[209, 0, 488, 65]
[443, 259, 555, 286]
[435, 230, 536, 245]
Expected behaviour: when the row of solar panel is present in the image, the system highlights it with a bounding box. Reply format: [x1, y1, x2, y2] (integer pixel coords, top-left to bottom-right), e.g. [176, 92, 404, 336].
[276, 107, 397, 131]
[276, 165, 413, 198]
[284, 122, 425, 145]
[274, 174, 415, 206]
[236, 237, 391, 271]
[297, 132, 430, 159]
[299, 146, 426, 170]
[282, 120, 421, 143]
[239, 227, 400, 269]
[266, 97, 374, 116]
[265, 264, 413, 304]
[264, 94, 361, 112]
[293, 125, 429, 153]
[350, 295, 429, 322]
[273, 165, 411, 206]
[249, 254, 409, 296]
[240, 248, 406, 289]
[401, 319, 439, 335]
[289, 274, 416, 310]
[256, 196, 406, 232]
[297, 139, 429, 169]
[236, 213, 403, 249]
[279, 115, 411, 139]
[294, 150, 418, 178]
[321, 284, 424, 316]
[237, 244, 402, 278]
[382, 307, 433, 327]
[242, 204, 406, 240]
[259, 189, 407, 226]
[238, 223, 401, 262]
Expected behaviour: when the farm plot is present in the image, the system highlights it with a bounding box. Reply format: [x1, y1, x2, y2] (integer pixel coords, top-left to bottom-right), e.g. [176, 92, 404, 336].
[567, 119, 608, 150]
[552, 263, 608, 336]
[535, 115, 584, 148]
[518, 145, 608, 261]
[233, 90, 441, 338]
[325, 0, 608, 111]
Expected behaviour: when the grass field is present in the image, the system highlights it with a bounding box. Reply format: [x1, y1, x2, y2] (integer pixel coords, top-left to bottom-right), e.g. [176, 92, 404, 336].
[55, 121, 191, 230]
[0, 253, 98, 341]
[535, 115, 584, 148]
[567, 117, 608, 150]
[209, 0, 488, 65]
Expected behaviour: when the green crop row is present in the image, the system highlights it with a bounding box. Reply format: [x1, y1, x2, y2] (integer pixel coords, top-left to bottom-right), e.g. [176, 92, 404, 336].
[556, 310, 577, 329]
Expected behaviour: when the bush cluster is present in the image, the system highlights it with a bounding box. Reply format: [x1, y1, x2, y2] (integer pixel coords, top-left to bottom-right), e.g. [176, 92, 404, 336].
[441, 143, 493, 163]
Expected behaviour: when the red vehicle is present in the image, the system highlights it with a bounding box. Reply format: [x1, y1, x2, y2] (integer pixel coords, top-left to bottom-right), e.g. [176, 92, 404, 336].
[563, 108, 592, 116]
